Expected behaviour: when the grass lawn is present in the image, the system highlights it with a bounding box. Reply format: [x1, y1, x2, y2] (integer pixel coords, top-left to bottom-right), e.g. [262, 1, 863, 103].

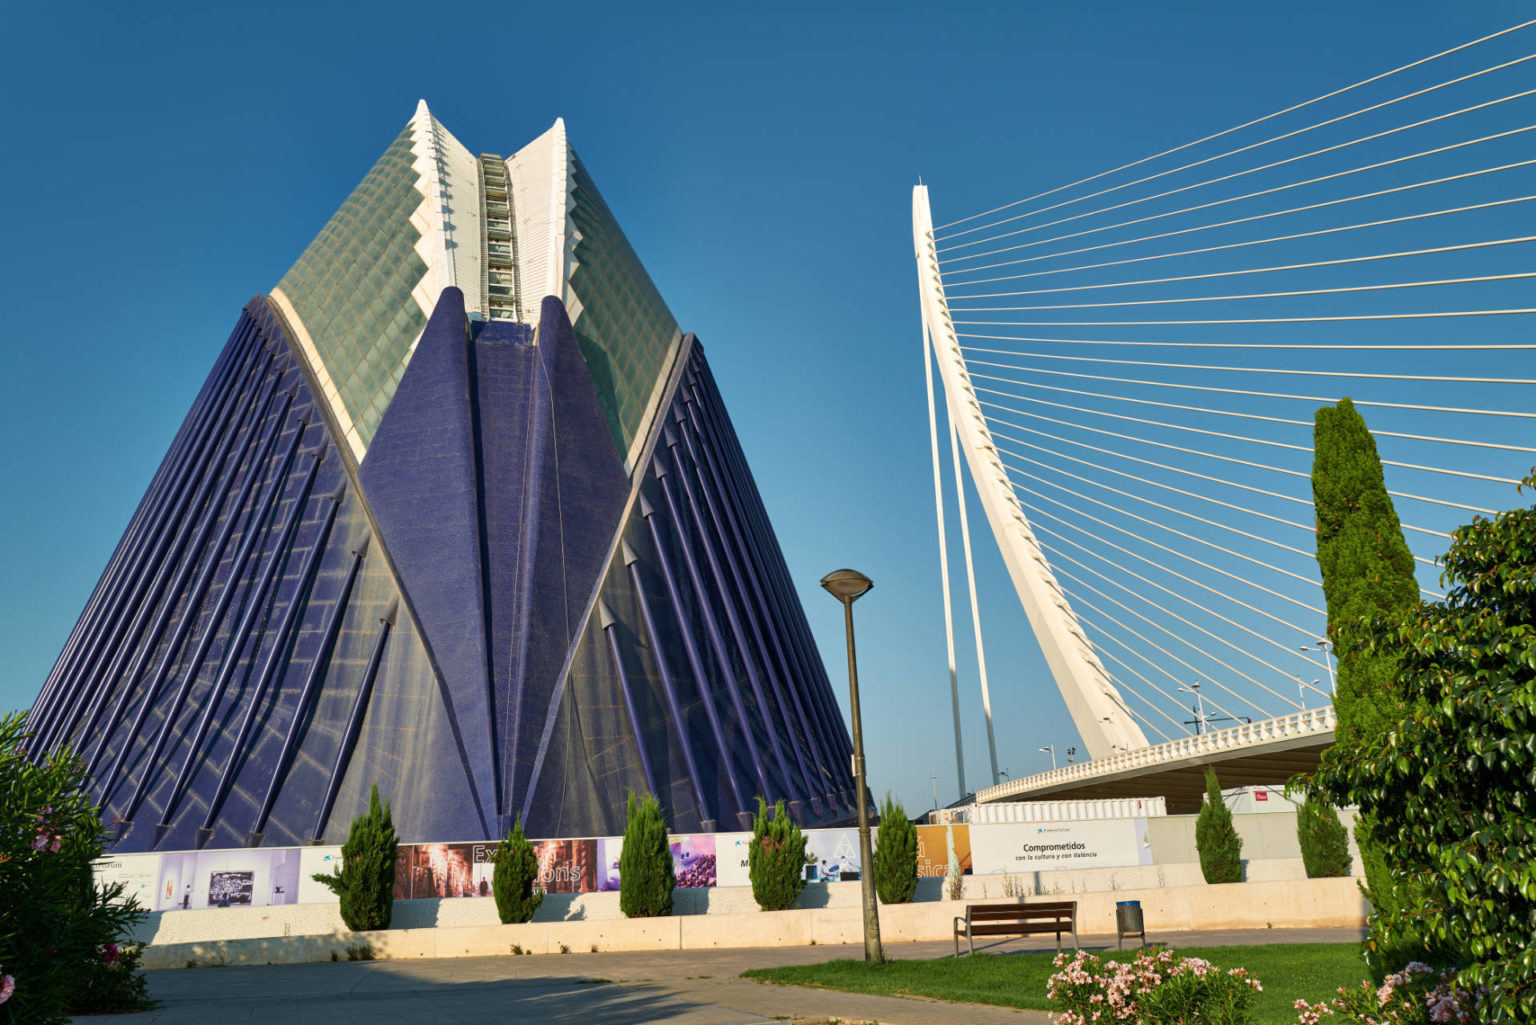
[742, 942, 1369, 1024]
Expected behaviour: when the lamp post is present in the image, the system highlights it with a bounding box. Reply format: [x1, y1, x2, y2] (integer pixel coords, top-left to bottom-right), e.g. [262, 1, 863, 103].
[1179, 683, 1207, 735]
[1302, 640, 1336, 695]
[820, 567, 883, 965]
[1039, 745, 1056, 771]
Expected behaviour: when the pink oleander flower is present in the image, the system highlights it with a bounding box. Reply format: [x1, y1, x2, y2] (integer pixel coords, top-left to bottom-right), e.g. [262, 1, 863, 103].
[104, 943, 120, 964]
[30, 834, 47, 851]
[0, 974, 13, 1005]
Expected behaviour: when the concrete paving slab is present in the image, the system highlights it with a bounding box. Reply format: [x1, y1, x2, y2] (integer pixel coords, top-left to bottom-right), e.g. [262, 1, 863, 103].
[81, 927, 1362, 1025]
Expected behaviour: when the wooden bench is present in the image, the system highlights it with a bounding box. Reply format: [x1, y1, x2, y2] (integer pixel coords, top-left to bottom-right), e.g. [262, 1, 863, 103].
[953, 900, 1079, 956]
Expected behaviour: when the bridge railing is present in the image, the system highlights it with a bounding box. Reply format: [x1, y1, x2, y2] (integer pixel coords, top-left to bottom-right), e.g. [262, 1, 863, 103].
[975, 706, 1337, 804]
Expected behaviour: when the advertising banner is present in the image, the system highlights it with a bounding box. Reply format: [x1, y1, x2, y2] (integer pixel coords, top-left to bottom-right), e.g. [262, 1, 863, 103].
[92, 853, 161, 908]
[532, 838, 599, 893]
[714, 831, 753, 888]
[914, 824, 971, 878]
[970, 818, 1152, 875]
[297, 847, 342, 903]
[803, 827, 871, 883]
[150, 847, 304, 910]
[394, 842, 499, 900]
[597, 834, 717, 891]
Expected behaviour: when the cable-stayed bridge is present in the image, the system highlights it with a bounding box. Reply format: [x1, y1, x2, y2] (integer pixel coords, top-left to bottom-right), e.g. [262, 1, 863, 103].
[913, 19, 1536, 812]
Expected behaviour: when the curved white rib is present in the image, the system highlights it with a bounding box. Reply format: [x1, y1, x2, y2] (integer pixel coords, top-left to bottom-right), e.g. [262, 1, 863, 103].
[916, 185, 1148, 757]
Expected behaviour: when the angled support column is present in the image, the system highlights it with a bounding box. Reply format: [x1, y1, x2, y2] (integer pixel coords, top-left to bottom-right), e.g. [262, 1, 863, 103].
[161, 445, 326, 826]
[125, 408, 304, 820]
[598, 600, 658, 800]
[250, 534, 369, 842]
[684, 365, 854, 808]
[654, 447, 775, 806]
[33, 316, 255, 742]
[200, 486, 343, 836]
[673, 399, 816, 815]
[41, 340, 271, 756]
[311, 598, 396, 842]
[678, 385, 824, 814]
[624, 543, 714, 830]
[638, 493, 751, 827]
[93, 377, 285, 787]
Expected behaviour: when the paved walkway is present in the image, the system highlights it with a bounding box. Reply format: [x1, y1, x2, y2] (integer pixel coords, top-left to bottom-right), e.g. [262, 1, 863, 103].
[86, 928, 1363, 1025]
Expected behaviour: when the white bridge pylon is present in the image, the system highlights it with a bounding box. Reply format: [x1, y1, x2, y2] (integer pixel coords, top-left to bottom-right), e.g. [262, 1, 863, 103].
[914, 185, 1150, 761]
[907, 18, 1536, 786]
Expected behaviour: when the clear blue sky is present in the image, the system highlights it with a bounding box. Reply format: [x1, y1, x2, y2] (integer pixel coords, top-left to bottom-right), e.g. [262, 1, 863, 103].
[1, 1, 1527, 818]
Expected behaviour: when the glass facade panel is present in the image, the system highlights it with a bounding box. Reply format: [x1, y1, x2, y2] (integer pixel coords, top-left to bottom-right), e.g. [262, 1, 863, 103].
[275, 124, 428, 449]
[567, 152, 681, 458]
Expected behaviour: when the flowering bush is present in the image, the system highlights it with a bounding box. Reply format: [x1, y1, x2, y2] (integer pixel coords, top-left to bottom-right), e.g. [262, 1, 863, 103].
[65, 942, 152, 1016]
[0, 713, 152, 1024]
[1294, 962, 1487, 1025]
[1048, 947, 1263, 1025]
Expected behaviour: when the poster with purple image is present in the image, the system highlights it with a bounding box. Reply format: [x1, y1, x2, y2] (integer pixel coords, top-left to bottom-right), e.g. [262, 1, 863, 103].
[598, 834, 718, 890]
[672, 834, 716, 888]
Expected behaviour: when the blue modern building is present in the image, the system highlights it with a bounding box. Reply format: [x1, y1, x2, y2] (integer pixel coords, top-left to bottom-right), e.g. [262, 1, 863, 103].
[27, 105, 855, 851]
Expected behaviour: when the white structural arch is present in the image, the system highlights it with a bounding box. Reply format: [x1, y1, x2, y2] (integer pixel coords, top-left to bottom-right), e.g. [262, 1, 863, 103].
[914, 185, 1149, 759]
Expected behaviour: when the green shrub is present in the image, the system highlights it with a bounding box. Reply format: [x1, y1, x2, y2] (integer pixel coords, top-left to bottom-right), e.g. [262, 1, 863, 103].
[0, 713, 152, 1025]
[311, 783, 397, 932]
[1195, 767, 1243, 884]
[1312, 474, 1536, 1019]
[618, 793, 674, 918]
[1310, 396, 1422, 967]
[65, 941, 152, 1016]
[491, 816, 543, 924]
[872, 793, 917, 905]
[1296, 797, 1351, 879]
[748, 797, 807, 912]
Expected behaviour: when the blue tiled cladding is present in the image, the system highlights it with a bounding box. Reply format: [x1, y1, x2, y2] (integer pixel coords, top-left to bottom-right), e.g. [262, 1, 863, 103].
[358, 289, 633, 835]
[519, 340, 858, 836]
[30, 300, 484, 850]
[31, 289, 856, 848]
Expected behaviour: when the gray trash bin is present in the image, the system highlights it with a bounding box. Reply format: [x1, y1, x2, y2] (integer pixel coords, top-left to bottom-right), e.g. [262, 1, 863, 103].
[1115, 900, 1145, 949]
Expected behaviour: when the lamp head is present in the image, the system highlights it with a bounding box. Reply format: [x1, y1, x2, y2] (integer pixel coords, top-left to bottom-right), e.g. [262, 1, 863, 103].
[820, 568, 873, 604]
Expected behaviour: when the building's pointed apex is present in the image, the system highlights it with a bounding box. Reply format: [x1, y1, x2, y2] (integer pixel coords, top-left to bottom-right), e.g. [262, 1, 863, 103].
[415, 98, 432, 119]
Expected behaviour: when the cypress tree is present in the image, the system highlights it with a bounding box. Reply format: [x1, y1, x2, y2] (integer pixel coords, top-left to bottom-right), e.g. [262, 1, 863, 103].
[872, 792, 917, 905]
[1296, 796, 1352, 879]
[491, 815, 543, 924]
[1194, 767, 1243, 884]
[618, 793, 675, 918]
[748, 797, 807, 911]
[1310, 397, 1420, 951]
[311, 783, 397, 931]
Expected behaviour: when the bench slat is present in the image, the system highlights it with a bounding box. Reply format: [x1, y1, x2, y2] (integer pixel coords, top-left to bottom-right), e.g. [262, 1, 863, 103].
[970, 922, 1069, 936]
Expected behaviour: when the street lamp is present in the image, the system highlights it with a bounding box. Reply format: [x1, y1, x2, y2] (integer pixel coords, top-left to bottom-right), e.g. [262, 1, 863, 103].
[819, 568, 883, 964]
[1039, 745, 1056, 771]
[1179, 683, 1208, 735]
[1294, 677, 1321, 709]
[1301, 639, 1336, 695]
